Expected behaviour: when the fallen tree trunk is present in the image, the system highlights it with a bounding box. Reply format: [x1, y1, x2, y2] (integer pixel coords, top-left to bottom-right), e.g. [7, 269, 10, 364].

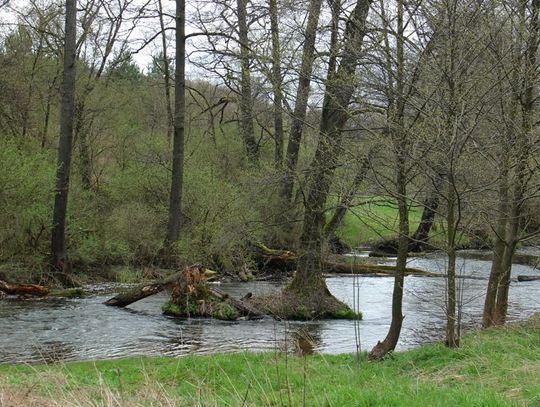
[0, 280, 85, 299]
[517, 275, 540, 282]
[104, 270, 186, 307]
[208, 286, 264, 319]
[321, 261, 435, 276]
[104, 265, 265, 320]
[0, 280, 49, 297]
[252, 242, 433, 276]
[104, 265, 218, 307]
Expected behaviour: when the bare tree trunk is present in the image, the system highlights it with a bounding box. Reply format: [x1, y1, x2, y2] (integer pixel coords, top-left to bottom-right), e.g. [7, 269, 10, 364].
[369, 148, 409, 360]
[369, 0, 408, 360]
[50, 0, 77, 283]
[269, 0, 284, 168]
[410, 174, 442, 251]
[323, 149, 372, 239]
[483, 142, 509, 328]
[236, 0, 259, 165]
[280, 0, 324, 201]
[493, 238, 516, 325]
[157, 0, 174, 142]
[446, 173, 458, 347]
[164, 0, 186, 250]
[289, 0, 372, 292]
[493, 135, 530, 325]
[490, 0, 539, 326]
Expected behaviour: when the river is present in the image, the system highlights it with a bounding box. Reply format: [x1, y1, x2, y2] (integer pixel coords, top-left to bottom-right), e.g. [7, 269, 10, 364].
[1, 252, 539, 364]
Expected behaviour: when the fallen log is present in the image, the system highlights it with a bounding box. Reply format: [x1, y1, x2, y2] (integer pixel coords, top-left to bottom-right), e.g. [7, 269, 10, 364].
[0, 280, 85, 299]
[0, 280, 49, 297]
[321, 261, 436, 276]
[104, 265, 216, 307]
[104, 272, 181, 307]
[517, 275, 540, 282]
[208, 287, 264, 319]
[104, 264, 265, 320]
[252, 242, 434, 276]
[252, 242, 298, 271]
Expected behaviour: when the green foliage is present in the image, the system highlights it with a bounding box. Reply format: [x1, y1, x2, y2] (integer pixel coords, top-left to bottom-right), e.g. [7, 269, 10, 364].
[112, 267, 145, 284]
[212, 301, 239, 320]
[334, 308, 363, 319]
[1, 323, 538, 406]
[0, 139, 55, 265]
[48, 287, 86, 298]
[161, 300, 182, 315]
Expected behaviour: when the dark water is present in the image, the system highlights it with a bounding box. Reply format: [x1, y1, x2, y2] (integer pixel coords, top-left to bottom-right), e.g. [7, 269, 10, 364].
[1, 252, 539, 364]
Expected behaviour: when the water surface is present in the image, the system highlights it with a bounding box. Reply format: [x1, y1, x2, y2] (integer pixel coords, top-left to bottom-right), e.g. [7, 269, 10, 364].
[1, 252, 538, 363]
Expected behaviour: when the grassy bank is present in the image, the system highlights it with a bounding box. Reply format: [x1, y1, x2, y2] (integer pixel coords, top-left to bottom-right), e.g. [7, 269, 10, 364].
[336, 196, 479, 249]
[336, 196, 423, 246]
[1, 319, 539, 406]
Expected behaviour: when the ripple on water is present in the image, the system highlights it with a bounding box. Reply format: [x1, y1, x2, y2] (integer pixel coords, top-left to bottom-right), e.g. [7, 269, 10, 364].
[1, 253, 539, 363]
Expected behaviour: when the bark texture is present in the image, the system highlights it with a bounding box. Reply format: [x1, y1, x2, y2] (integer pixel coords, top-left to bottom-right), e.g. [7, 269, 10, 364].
[164, 0, 186, 249]
[289, 0, 372, 294]
[281, 0, 324, 201]
[50, 0, 77, 284]
[236, 0, 259, 164]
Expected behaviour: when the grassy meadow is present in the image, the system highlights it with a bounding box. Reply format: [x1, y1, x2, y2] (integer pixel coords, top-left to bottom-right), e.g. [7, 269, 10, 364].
[336, 196, 423, 246]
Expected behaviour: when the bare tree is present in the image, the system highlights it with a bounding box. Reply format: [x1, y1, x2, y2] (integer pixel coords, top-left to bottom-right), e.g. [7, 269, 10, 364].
[237, 0, 259, 165]
[484, 0, 540, 327]
[163, 0, 186, 251]
[280, 0, 324, 202]
[288, 0, 372, 305]
[269, 0, 284, 168]
[369, 0, 409, 359]
[50, 0, 77, 284]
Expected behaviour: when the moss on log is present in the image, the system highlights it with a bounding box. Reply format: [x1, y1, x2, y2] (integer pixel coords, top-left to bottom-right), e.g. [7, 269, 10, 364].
[48, 288, 86, 297]
[0, 280, 86, 298]
[163, 268, 264, 320]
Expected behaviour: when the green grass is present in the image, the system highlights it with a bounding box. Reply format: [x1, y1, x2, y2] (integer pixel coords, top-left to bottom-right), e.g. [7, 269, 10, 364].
[1, 321, 538, 406]
[335, 196, 475, 249]
[335, 196, 423, 246]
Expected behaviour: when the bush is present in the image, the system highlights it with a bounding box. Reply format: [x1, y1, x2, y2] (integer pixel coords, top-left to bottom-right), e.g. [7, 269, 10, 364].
[0, 139, 55, 266]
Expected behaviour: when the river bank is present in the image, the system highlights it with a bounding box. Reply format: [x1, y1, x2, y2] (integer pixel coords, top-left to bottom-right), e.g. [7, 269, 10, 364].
[1, 316, 539, 406]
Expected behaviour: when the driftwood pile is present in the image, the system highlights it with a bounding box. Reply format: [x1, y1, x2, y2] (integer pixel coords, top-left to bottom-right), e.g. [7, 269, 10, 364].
[105, 264, 264, 320]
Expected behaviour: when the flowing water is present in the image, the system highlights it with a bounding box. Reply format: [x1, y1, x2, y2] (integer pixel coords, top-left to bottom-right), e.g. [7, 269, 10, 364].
[1, 252, 539, 364]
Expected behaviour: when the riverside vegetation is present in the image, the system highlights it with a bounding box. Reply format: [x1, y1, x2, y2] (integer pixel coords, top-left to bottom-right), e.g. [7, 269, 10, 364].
[1, 317, 539, 406]
[2, 0, 540, 384]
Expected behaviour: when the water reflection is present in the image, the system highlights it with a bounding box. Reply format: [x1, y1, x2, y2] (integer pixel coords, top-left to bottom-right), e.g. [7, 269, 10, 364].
[165, 319, 205, 354]
[0, 253, 539, 364]
[32, 340, 76, 363]
[290, 324, 322, 355]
